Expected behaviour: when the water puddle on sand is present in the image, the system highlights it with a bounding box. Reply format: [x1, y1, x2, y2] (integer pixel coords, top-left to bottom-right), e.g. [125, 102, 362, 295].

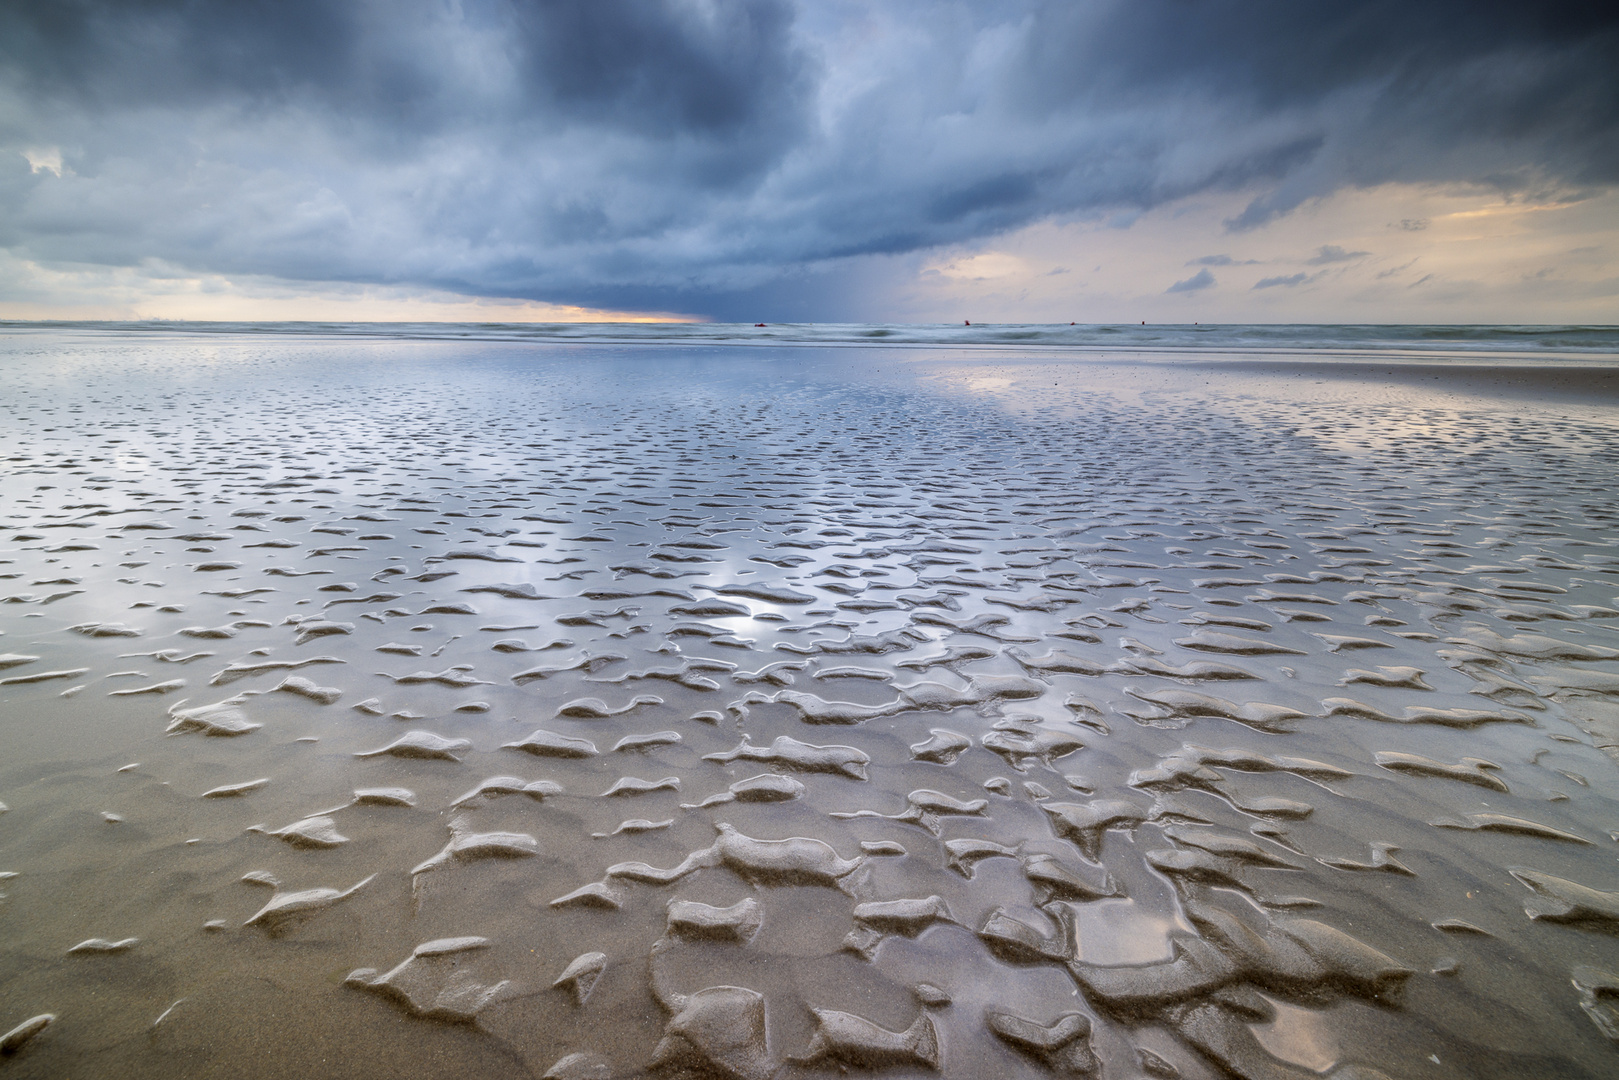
[0, 331, 1617, 1079]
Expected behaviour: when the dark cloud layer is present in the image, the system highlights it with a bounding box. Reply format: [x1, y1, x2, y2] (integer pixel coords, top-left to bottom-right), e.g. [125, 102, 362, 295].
[2, 0, 1615, 318]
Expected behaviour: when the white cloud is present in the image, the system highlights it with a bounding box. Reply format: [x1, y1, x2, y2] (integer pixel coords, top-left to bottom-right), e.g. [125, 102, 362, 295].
[21, 147, 64, 177]
[923, 251, 1029, 280]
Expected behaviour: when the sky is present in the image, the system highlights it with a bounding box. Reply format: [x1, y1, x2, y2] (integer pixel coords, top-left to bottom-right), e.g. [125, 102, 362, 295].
[1, 0, 1616, 324]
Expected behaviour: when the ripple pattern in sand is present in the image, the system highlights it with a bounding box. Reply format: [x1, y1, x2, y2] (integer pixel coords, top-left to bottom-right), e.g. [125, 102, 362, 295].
[0, 334, 1617, 1079]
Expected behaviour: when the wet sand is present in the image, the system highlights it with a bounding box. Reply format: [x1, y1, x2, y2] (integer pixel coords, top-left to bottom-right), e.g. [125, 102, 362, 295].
[1, 330, 1617, 1079]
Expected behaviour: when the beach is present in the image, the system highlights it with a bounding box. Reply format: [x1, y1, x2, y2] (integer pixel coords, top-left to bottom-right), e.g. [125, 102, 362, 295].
[1, 325, 1617, 1079]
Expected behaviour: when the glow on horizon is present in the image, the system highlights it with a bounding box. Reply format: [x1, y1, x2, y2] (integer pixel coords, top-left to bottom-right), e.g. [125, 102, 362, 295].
[0, 257, 705, 323]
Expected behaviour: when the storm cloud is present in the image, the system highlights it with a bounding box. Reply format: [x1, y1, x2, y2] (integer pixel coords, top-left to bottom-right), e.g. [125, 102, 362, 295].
[2, 0, 1615, 318]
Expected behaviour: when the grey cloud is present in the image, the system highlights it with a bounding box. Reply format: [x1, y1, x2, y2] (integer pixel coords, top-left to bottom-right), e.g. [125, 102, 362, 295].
[0, 1, 1615, 318]
[1188, 254, 1260, 267]
[1307, 245, 1371, 264]
[1254, 272, 1313, 289]
[2, 1, 809, 140]
[1167, 269, 1216, 293]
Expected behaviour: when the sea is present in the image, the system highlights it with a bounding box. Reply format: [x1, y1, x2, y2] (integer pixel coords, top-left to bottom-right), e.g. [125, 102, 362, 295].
[5, 320, 1619, 357]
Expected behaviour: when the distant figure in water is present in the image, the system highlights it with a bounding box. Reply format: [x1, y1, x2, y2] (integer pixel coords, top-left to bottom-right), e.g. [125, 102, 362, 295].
[1141, 320, 1146, 325]
[964, 320, 970, 326]
[754, 323, 766, 327]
